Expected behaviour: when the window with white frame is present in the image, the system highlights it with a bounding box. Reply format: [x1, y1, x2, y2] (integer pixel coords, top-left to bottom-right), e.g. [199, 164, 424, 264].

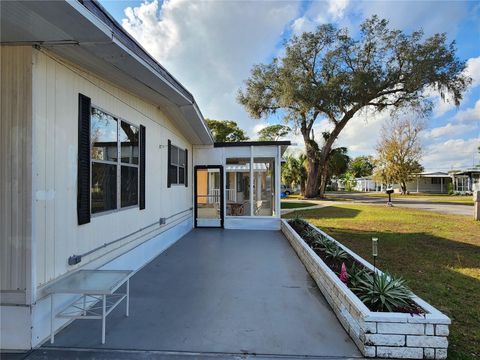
[168, 144, 186, 185]
[225, 157, 276, 217]
[90, 107, 139, 214]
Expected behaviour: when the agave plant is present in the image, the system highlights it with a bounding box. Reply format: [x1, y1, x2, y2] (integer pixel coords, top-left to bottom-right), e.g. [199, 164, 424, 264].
[302, 228, 319, 241]
[289, 214, 307, 227]
[311, 235, 330, 250]
[347, 262, 368, 289]
[353, 272, 413, 312]
[323, 242, 348, 261]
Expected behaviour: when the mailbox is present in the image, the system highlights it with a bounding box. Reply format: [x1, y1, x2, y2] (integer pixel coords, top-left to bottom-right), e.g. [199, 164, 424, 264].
[385, 188, 394, 206]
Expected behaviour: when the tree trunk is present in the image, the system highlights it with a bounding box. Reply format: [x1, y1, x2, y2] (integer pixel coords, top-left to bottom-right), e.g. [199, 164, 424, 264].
[300, 180, 306, 196]
[303, 108, 359, 198]
[302, 127, 321, 198]
[401, 181, 407, 194]
[305, 157, 320, 198]
[317, 114, 356, 197]
[318, 158, 330, 198]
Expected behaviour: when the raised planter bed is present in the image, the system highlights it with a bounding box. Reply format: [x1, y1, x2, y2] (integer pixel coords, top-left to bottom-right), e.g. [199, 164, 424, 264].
[281, 219, 451, 360]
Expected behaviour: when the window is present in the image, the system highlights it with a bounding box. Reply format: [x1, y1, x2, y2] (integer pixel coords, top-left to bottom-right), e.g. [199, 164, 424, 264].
[226, 158, 251, 216]
[91, 107, 139, 214]
[225, 156, 276, 217]
[253, 158, 275, 216]
[431, 178, 441, 185]
[168, 143, 187, 185]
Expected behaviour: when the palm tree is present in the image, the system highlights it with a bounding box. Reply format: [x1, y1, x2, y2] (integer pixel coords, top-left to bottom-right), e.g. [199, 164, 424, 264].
[282, 155, 307, 195]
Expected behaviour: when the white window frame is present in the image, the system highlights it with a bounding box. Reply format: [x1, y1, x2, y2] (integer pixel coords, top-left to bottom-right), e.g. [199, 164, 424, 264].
[90, 105, 140, 216]
[169, 144, 186, 185]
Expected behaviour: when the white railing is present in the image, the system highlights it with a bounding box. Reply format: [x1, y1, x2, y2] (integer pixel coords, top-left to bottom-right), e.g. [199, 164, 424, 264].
[207, 188, 237, 203]
[209, 189, 221, 204]
[226, 189, 236, 202]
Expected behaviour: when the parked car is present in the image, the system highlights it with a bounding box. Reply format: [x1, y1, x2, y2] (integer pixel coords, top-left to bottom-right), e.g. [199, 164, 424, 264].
[281, 184, 294, 195]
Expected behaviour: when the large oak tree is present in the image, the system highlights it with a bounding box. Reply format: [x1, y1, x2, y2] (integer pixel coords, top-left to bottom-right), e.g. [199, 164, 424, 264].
[205, 119, 249, 142]
[238, 16, 470, 198]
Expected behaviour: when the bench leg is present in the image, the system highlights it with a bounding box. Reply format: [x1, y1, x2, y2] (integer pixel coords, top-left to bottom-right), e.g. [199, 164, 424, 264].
[102, 294, 106, 344]
[50, 294, 54, 344]
[126, 279, 129, 317]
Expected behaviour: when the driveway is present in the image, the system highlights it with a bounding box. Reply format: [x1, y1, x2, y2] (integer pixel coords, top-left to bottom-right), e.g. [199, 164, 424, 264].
[31, 229, 361, 359]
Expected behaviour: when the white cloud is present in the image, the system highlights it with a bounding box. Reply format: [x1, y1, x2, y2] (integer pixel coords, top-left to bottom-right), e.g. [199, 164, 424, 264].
[453, 99, 480, 122]
[121, 0, 299, 136]
[423, 122, 471, 140]
[465, 56, 480, 88]
[118, 0, 479, 172]
[328, 0, 350, 20]
[422, 137, 480, 171]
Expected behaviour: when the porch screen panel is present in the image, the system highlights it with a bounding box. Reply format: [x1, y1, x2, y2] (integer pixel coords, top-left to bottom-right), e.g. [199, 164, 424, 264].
[226, 158, 250, 216]
[253, 158, 275, 216]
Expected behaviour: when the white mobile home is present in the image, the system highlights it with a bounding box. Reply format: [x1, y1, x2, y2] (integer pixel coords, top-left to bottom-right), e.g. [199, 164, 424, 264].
[451, 168, 480, 193]
[382, 172, 452, 194]
[0, 0, 288, 350]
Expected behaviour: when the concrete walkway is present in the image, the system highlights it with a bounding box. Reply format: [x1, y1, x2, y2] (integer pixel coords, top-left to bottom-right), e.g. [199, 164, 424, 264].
[37, 229, 361, 359]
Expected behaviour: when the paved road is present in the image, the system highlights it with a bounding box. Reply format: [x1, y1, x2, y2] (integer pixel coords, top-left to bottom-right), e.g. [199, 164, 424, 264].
[290, 193, 474, 217]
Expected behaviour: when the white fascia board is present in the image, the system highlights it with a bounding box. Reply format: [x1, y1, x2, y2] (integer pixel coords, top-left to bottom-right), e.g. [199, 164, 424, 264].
[110, 36, 192, 106]
[65, 0, 114, 41]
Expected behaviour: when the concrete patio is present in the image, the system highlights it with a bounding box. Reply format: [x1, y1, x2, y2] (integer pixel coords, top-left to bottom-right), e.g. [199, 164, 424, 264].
[30, 229, 361, 359]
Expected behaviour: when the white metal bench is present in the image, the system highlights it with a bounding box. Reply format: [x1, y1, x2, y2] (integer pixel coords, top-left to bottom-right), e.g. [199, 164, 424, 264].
[44, 269, 133, 344]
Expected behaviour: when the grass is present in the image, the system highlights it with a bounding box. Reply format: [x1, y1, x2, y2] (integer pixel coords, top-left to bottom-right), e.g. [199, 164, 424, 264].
[360, 192, 474, 206]
[281, 201, 317, 209]
[283, 204, 480, 360]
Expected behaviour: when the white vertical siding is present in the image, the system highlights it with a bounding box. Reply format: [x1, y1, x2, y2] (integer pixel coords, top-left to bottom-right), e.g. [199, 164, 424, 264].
[0, 46, 33, 304]
[32, 49, 193, 291]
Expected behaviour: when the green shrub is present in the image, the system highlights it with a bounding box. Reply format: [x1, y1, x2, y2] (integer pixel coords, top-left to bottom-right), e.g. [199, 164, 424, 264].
[302, 228, 320, 241]
[323, 242, 348, 261]
[347, 262, 368, 288]
[447, 182, 454, 195]
[289, 214, 307, 227]
[353, 272, 413, 312]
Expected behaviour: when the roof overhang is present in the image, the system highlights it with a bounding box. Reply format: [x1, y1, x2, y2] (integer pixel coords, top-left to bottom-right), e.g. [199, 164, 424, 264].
[214, 141, 291, 156]
[416, 172, 451, 178]
[0, 0, 213, 145]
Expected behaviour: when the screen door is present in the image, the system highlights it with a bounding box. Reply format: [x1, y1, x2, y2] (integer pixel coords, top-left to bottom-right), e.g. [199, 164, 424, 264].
[194, 166, 223, 227]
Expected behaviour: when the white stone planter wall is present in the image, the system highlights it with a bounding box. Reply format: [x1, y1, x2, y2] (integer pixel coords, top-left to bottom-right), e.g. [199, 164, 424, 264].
[281, 219, 450, 360]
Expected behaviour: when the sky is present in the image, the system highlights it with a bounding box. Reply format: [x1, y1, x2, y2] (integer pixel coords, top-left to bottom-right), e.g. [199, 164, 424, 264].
[99, 0, 480, 172]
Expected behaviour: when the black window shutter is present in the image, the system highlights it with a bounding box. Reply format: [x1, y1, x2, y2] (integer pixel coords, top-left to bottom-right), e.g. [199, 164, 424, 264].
[184, 148, 188, 187]
[77, 93, 91, 225]
[139, 125, 146, 210]
[167, 139, 172, 188]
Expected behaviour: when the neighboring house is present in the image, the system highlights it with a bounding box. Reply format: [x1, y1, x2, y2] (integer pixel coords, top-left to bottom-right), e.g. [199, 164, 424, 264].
[353, 177, 381, 192]
[353, 172, 452, 194]
[406, 172, 452, 194]
[450, 168, 480, 193]
[0, 0, 289, 350]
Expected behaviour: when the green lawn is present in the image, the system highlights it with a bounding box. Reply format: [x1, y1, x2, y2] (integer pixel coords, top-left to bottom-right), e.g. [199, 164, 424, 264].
[283, 204, 480, 360]
[360, 192, 474, 206]
[280, 201, 316, 209]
